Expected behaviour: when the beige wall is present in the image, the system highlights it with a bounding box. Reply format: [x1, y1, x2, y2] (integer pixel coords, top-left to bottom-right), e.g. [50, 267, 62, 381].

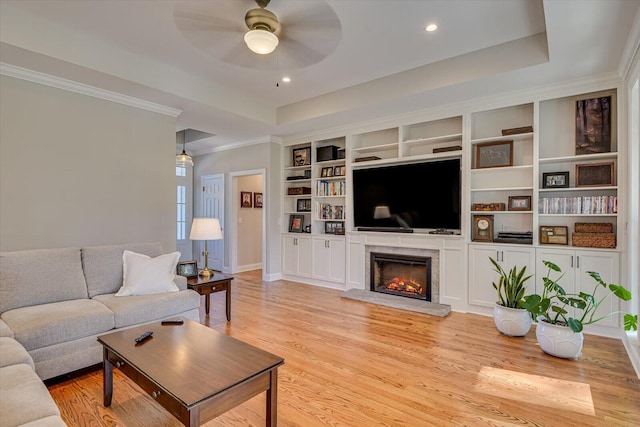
[194, 142, 281, 277]
[236, 174, 263, 268]
[0, 76, 177, 252]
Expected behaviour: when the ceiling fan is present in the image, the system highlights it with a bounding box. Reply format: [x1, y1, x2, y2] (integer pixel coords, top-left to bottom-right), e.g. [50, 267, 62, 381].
[173, 0, 342, 69]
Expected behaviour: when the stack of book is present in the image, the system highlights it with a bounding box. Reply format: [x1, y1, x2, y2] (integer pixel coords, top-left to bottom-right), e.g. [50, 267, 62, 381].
[538, 196, 617, 214]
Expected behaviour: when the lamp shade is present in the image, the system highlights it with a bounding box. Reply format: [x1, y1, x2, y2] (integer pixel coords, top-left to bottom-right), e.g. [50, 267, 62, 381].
[176, 151, 193, 167]
[244, 29, 279, 54]
[373, 205, 391, 219]
[189, 218, 223, 240]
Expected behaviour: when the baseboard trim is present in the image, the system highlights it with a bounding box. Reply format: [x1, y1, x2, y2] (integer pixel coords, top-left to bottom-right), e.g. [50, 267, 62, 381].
[622, 332, 640, 378]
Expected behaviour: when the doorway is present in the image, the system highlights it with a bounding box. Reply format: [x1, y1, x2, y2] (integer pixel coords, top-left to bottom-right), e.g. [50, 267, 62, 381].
[230, 170, 266, 276]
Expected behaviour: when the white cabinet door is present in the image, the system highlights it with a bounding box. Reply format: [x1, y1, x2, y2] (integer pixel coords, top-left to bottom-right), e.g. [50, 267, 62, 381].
[297, 235, 312, 277]
[469, 244, 535, 308]
[312, 237, 346, 283]
[328, 238, 346, 283]
[282, 235, 312, 277]
[576, 251, 619, 327]
[536, 248, 577, 319]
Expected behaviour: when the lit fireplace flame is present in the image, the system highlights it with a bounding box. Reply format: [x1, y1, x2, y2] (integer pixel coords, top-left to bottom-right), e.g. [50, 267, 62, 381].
[386, 277, 424, 295]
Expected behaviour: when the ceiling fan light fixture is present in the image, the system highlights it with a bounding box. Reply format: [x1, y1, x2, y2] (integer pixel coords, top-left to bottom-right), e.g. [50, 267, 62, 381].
[244, 28, 279, 54]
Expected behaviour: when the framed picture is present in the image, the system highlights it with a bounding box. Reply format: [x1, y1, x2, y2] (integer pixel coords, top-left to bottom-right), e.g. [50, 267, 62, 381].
[289, 214, 304, 233]
[292, 147, 311, 166]
[254, 192, 263, 208]
[542, 171, 570, 188]
[472, 215, 494, 242]
[240, 191, 252, 208]
[576, 96, 611, 155]
[176, 260, 198, 278]
[475, 140, 513, 169]
[325, 221, 344, 234]
[539, 226, 569, 245]
[508, 196, 532, 211]
[296, 198, 311, 212]
[576, 162, 614, 187]
[334, 166, 344, 176]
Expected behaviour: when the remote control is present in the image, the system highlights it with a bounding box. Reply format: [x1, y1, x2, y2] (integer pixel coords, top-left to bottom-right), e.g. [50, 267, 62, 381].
[161, 319, 184, 325]
[134, 331, 153, 343]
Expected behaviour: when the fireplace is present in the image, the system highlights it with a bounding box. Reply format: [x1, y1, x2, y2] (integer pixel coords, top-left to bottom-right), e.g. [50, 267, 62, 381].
[370, 252, 431, 301]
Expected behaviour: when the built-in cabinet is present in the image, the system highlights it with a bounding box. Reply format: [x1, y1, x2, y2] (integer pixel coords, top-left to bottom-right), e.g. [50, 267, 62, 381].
[312, 236, 346, 283]
[536, 248, 620, 327]
[280, 84, 625, 334]
[282, 235, 311, 277]
[468, 244, 536, 307]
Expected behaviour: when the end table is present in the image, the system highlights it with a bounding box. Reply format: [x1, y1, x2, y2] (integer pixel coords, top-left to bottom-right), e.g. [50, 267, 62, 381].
[187, 273, 233, 321]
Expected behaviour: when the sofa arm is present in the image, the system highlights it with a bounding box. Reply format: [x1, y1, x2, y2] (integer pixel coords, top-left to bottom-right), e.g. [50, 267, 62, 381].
[0, 319, 13, 338]
[173, 275, 188, 291]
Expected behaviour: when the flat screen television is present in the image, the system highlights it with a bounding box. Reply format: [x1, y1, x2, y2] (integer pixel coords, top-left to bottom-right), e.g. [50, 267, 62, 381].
[352, 159, 461, 232]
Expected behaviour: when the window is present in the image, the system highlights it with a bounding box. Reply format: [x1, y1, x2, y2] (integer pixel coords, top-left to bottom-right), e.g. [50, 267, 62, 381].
[176, 166, 186, 177]
[177, 185, 186, 240]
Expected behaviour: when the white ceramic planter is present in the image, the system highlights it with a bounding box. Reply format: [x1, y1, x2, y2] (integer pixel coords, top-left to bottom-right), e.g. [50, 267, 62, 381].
[493, 304, 532, 337]
[535, 320, 584, 359]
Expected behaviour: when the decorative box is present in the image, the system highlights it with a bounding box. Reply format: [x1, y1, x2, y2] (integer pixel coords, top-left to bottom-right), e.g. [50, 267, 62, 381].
[472, 203, 506, 211]
[572, 233, 616, 248]
[287, 187, 311, 195]
[317, 145, 339, 162]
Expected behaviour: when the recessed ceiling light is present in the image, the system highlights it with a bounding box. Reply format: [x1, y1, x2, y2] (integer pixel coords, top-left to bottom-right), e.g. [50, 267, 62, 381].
[425, 24, 438, 32]
[282, 76, 291, 83]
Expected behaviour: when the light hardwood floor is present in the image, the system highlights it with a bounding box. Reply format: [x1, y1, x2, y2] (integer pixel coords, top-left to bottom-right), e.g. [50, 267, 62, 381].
[48, 270, 640, 426]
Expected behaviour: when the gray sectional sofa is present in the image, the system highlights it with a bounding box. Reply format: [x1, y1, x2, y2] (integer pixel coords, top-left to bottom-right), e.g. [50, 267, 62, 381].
[0, 242, 201, 427]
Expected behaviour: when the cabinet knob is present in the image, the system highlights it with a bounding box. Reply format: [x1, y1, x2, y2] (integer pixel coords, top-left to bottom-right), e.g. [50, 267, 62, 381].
[115, 361, 124, 368]
[152, 391, 161, 399]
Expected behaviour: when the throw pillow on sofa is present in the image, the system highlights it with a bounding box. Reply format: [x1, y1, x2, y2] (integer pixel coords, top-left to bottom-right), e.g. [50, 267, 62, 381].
[115, 250, 181, 296]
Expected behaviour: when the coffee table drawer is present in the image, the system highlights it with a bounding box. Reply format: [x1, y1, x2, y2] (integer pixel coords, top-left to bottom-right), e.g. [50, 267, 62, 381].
[107, 352, 189, 424]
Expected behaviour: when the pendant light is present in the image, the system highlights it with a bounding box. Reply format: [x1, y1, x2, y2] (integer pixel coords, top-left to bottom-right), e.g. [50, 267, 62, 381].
[176, 130, 193, 167]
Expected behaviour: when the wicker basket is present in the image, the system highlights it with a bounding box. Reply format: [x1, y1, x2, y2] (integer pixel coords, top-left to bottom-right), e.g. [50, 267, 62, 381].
[572, 232, 616, 248]
[574, 222, 613, 233]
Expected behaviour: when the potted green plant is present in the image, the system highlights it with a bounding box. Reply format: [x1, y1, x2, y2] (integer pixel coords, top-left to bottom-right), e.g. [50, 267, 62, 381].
[490, 257, 533, 337]
[524, 260, 638, 358]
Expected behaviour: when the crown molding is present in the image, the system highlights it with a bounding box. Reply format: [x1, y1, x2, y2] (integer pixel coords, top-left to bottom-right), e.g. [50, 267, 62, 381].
[0, 63, 182, 117]
[618, 7, 640, 80]
[192, 135, 281, 156]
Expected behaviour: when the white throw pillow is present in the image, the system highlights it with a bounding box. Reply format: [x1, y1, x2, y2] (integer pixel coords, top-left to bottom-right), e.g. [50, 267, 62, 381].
[115, 250, 181, 296]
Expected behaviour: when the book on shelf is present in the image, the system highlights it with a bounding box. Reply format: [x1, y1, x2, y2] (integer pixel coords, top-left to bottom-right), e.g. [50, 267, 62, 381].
[538, 196, 617, 214]
[317, 203, 345, 220]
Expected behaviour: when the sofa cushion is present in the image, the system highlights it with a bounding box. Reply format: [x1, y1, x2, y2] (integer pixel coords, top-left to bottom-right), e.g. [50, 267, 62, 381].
[81, 243, 163, 298]
[0, 318, 13, 338]
[115, 250, 180, 296]
[0, 337, 34, 369]
[93, 290, 200, 328]
[0, 364, 62, 427]
[0, 248, 88, 313]
[1, 299, 114, 351]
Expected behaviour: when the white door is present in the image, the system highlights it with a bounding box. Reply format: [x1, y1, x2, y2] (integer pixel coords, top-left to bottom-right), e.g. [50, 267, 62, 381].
[576, 251, 619, 327]
[201, 175, 224, 271]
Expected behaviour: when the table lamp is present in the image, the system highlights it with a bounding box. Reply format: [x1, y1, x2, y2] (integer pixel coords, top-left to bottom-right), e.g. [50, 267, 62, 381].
[189, 218, 223, 278]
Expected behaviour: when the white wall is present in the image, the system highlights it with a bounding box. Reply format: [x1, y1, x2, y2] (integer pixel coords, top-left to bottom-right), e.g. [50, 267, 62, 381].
[194, 142, 281, 278]
[0, 75, 177, 252]
[236, 174, 263, 269]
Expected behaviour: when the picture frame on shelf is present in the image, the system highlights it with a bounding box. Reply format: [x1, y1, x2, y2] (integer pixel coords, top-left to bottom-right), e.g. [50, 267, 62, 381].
[325, 221, 344, 235]
[508, 196, 532, 211]
[475, 140, 513, 169]
[575, 96, 612, 155]
[539, 226, 569, 245]
[296, 199, 311, 212]
[241, 191, 252, 208]
[334, 166, 344, 176]
[176, 261, 198, 278]
[289, 214, 304, 233]
[472, 215, 494, 242]
[292, 147, 311, 166]
[253, 192, 263, 208]
[542, 171, 570, 188]
[576, 162, 614, 187]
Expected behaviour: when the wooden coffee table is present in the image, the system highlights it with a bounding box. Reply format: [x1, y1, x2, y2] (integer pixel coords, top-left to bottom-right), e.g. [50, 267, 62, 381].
[97, 319, 284, 426]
